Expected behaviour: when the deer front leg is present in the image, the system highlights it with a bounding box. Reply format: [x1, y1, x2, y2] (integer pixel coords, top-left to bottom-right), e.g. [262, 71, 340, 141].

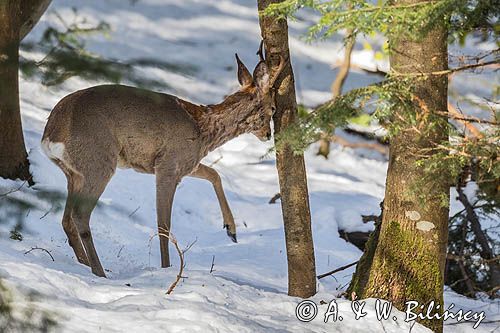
[155, 165, 179, 268]
[189, 164, 237, 243]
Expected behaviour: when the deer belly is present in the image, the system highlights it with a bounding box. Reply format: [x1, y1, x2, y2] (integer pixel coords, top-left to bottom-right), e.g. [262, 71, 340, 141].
[117, 149, 156, 174]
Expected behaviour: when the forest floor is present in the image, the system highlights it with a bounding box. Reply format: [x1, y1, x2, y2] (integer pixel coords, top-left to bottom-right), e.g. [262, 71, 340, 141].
[0, 0, 498, 332]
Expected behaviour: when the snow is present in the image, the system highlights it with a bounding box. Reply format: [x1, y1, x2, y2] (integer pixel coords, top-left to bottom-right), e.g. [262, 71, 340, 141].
[0, 0, 498, 332]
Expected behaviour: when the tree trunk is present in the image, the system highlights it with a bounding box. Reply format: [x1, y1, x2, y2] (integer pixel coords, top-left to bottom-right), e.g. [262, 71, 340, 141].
[317, 30, 355, 158]
[0, 0, 50, 183]
[257, 0, 317, 298]
[20, 0, 52, 41]
[347, 203, 383, 297]
[348, 1, 450, 332]
[457, 186, 500, 294]
[0, 1, 31, 183]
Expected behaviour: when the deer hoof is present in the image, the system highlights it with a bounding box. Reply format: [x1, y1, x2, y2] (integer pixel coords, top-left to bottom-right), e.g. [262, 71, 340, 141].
[224, 225, 237, 243]
[92, 269, 107, 278]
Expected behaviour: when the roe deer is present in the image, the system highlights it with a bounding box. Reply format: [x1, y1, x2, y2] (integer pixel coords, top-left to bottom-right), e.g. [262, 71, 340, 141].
[41, 45, 285, 277]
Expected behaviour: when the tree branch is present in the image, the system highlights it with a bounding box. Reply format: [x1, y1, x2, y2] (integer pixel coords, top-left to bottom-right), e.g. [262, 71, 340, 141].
[392, 60, 499, 77]
[317, 261, 358, 279]
[318, 28, 355, 158]
[434, 110, 499, 126]
[319, 1, 437, 16]
[157, 228, 193, 295]
[447, 102, 483, 138]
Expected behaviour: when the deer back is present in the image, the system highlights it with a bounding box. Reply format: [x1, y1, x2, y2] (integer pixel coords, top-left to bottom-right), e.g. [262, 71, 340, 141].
[43, 85, 203, 176]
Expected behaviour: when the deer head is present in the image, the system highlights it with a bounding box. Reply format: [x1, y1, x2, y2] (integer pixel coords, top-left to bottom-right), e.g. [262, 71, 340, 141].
[233, 42, 285, 141]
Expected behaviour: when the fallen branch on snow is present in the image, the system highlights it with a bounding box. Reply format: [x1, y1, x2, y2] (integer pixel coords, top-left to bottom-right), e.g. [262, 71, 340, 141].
[24, 246, 55, 261]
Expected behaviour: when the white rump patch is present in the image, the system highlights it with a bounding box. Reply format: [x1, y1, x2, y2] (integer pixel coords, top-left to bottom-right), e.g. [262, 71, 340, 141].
[416, 221, 435, 232]
[41, 139, 65, 161]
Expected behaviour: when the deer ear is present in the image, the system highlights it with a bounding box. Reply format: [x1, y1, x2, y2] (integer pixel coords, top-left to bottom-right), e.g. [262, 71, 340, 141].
[235, 53, 253, 87]
[253, 61, 270, 92]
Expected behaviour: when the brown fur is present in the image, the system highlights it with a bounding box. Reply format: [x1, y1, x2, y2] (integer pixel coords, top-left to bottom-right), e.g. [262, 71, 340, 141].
[41, 55, 277, 277]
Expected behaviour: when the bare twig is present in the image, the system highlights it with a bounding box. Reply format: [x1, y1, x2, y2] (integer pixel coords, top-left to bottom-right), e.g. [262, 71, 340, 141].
[487, 285, 500, 298]
[39, 204, 54, 220]
[164, 235, 183, 295]
[317, 261, 358, 279]
[128, 206, 140, 217]
[210, 255, 215, 273]
[147, 234, 155, 270]
[324, 1, 437, 16]
[0, 181, 28, 197]
[448, 276, 470, 288]
[392, 60, 499, 77]
[447, 75, 484, 139]
[448, 102, 483, 138]
[209, 156, 223, 167]
[340, 61, 386, 77]
[116, 245, 124, 258]
[268, 193, 281, 204]
[24, 247, 55, 261]
[183, 238, 197, 254]
[434, 110, 499, 126]
[156, 227, 193, 295]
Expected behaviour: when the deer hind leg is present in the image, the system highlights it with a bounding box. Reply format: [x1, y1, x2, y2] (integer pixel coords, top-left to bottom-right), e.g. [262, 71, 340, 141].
[189, 164, 237, 243]
[69, 169, 113, 278]
[63, 145, 116, 277]
[62, 180, 89, 266]
[54, 159, 89, 266]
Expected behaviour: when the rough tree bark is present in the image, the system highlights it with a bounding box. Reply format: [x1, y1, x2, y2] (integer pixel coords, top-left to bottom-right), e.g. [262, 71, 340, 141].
[257, 0, 317, 298]
[348, 1, 450, 332]
[0, 1, 30, 182]
[0, 0, 51, 184]
[20, 0, 52, 41]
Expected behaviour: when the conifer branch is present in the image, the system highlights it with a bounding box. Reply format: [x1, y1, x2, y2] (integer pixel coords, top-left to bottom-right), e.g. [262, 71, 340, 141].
[392, 60, 499, 77]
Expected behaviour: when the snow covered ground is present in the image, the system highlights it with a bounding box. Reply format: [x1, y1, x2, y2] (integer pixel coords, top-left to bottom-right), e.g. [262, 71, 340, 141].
[0, 0, 498, 332]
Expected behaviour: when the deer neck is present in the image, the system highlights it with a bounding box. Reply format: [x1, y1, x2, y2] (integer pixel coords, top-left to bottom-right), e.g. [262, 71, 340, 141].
[179, 90, 258, 154]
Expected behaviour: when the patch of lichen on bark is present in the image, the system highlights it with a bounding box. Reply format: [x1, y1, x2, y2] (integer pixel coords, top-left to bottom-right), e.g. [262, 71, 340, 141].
[365, 221, 443, 328]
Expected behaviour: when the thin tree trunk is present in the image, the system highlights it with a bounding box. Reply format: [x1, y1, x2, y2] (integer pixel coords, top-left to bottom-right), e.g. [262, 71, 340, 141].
[257, 0, 316, 298]
[0, 1, 31, 183]
[19, 0, 52, 41]
[0, 0, 50, 183]
[457, 186, 500, 293]
[317, 30, 355, 158]
[348, 1, 450, 332]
